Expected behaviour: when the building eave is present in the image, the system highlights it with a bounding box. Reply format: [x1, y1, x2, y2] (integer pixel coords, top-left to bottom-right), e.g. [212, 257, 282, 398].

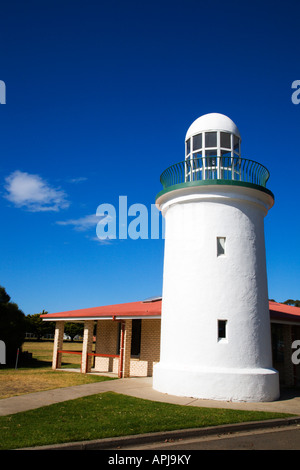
[41, 299, 300, 326]
[42, 315, 161, 322]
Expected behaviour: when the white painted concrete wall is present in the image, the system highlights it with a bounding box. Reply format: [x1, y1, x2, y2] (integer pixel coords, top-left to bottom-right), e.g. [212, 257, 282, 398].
[153, 185, 280, 402]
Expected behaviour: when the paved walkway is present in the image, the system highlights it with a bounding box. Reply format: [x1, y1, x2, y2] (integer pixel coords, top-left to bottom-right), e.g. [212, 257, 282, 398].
[1, 372, 300, 417]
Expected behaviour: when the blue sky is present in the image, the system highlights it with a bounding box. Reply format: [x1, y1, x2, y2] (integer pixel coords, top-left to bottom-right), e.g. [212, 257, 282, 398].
[0, 0, 299, 315]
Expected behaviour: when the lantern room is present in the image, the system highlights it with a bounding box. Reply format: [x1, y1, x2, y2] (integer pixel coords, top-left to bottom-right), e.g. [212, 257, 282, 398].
[185, 112, 241, 159]
[184, 113, 241, 182]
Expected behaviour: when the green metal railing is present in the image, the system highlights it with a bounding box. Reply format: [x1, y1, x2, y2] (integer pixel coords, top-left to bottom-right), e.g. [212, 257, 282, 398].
[160, 156, 270, 190]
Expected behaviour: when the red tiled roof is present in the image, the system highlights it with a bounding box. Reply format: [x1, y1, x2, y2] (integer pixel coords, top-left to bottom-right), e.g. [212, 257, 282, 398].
[40, 299, 162, 321]
[269, 301, 300, 324]
[41, 299, 300, 324]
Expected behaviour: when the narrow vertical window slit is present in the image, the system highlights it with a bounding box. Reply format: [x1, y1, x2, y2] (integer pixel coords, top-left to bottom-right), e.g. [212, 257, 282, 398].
[218, 320, 227, 340]
[217, 237, 226, 256]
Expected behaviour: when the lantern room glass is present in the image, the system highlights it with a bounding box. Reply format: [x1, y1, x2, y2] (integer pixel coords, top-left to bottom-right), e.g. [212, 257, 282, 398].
[185, 130, 241, 181]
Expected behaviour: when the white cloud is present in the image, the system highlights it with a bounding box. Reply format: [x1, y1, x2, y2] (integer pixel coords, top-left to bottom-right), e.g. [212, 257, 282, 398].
[68, 177, 88, 184]
[89, 236, 113, 245]
[56, 213, 104, 231]
[4, 170, 70, 212]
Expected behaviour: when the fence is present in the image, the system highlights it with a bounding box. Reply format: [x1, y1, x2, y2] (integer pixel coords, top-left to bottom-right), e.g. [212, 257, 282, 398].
[160, 156, 270, 190]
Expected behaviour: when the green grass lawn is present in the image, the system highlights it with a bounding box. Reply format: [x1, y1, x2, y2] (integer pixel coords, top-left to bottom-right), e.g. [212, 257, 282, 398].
[0, 340, 114, 399]
[22, 340, 84, 367]
[0, 391, 292, 450]
[0, 368, 115, 399]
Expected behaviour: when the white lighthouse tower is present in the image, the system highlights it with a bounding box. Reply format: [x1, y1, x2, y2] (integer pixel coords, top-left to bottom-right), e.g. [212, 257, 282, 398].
[153, 113, 280, 402]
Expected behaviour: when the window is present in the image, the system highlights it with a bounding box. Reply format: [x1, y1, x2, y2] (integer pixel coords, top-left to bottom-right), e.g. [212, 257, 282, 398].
[233, 135, 240, 153]
[193, 133, 202, 151]
[193, 153, 202, 167]
[221, 132, 231, 149]
[186, 138, 191, 156]
[217, 237, 226, 256]
[205, 149, 217, 158]
[131, 319, 142, 356]
[205, 131, 217, 148]
[117, 319, 142, 357]
[193, 151, 202, 160]
[221, 149, 231, 157]
[218, 320, 227, 340]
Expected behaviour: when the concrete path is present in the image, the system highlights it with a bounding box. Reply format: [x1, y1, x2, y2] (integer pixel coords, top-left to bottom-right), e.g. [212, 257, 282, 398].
[1, 372, 300, 417]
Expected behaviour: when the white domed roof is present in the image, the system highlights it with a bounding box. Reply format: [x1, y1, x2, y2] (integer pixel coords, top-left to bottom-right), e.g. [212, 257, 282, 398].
[185, 113, 241, 140]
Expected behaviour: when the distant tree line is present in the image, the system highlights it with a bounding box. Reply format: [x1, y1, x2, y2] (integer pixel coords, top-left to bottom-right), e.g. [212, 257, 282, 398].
[283, 299, 300, 308]
[25, 313, 84, 341]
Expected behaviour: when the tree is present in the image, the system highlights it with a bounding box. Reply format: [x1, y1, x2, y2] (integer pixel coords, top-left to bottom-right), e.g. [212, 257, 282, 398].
[0, 286, 26, 365]
[25, 311, 55, 339]
[64, 322, 84, 341]
[284, 299, 300, 308]
[0, 286, 10, 304]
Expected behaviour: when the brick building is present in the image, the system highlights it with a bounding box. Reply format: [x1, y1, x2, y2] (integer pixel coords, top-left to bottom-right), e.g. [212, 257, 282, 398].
[41, 298, 300, 388]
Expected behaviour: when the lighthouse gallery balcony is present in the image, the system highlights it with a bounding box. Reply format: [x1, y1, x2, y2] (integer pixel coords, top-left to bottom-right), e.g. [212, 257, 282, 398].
[158, 156, 273, 198]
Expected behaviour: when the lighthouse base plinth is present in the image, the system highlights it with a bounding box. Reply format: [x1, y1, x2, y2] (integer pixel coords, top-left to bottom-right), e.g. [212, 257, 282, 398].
[153, 363, 280, 402]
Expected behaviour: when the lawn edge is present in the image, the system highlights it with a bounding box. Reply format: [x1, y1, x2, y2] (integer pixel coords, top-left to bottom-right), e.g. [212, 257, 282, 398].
[18, 416, 300, 451]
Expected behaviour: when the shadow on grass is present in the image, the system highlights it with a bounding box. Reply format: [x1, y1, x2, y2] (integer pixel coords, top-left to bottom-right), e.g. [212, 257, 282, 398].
[0, 356, 81, 371]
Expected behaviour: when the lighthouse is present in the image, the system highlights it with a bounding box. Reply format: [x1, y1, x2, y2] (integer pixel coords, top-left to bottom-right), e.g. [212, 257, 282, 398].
[153, 113, 280, 402]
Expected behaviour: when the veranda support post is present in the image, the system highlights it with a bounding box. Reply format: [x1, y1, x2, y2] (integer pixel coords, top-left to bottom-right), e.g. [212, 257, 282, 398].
[122, 320, 132, 378]
[52, 321, 65, 370]
[81, 320, 94, 373]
